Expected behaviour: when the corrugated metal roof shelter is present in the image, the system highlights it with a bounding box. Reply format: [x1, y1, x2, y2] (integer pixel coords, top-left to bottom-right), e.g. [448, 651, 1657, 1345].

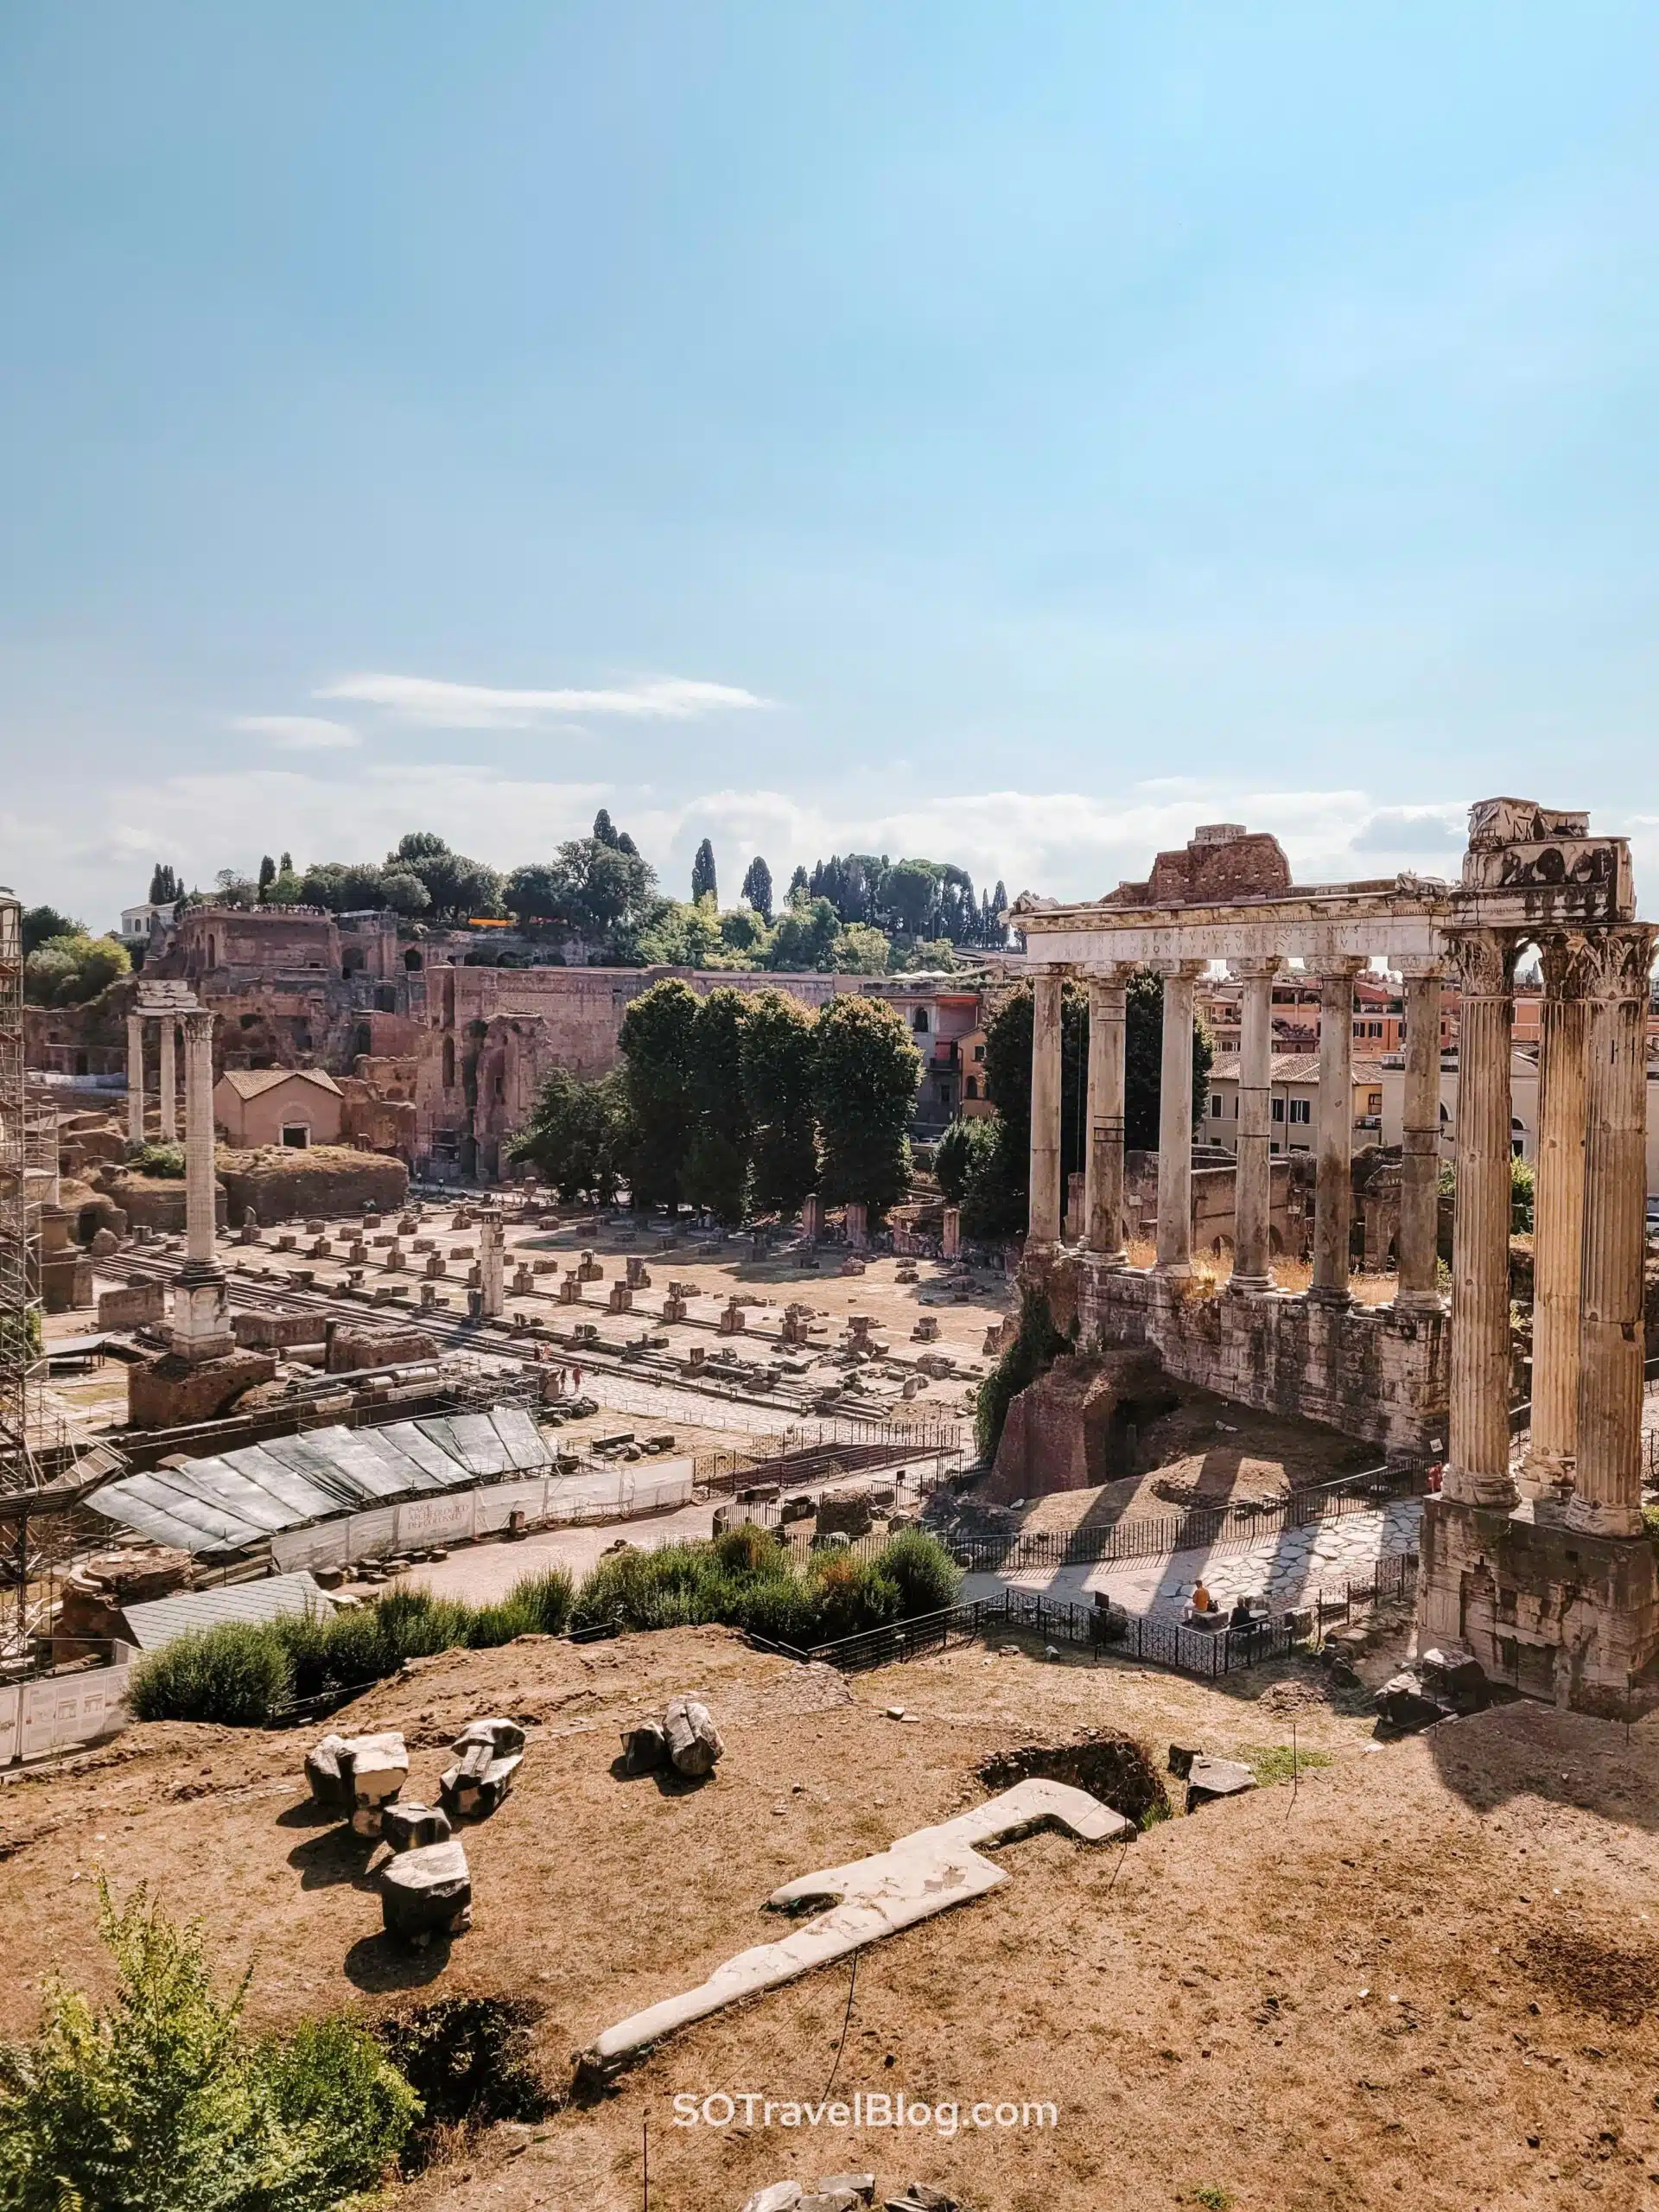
[88, 1408, 554, 1556]
[120, 1570, 335, 1650]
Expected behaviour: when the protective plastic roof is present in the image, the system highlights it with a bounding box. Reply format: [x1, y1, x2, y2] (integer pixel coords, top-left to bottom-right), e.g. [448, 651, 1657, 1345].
[88, 1408, 552, 1555]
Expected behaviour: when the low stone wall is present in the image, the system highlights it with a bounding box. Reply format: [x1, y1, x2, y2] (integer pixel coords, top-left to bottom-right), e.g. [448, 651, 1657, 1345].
[97, 1281, 167, 1331]
[1078, 1260, 1448, 1461]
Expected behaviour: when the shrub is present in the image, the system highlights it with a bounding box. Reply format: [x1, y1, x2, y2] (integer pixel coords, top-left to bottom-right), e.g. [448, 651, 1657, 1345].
[806, 1552, 902, 1642]
[464, 1599, 537, 1649]
[503, 1565, 575, 1636]
[0, 1879, 418, 2212]
[734, 1574, 823, 1649]
[130, 1141, 186, 1179]
[877, 1530, 963, 1618]
[713, 1522, 788, 1575]
[128, 1621, 293, 1726]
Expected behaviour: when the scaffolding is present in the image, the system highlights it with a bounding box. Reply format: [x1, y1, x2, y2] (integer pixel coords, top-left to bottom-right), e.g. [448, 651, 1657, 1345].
[0, 893, 42, 1494]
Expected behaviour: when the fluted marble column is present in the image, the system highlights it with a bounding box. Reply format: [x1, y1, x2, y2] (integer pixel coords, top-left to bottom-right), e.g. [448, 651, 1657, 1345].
[1027, 968, 1065, 1250]
[1395, 963, 1445, 1312]
[1522, 936, 1591, 1496]
[1444, 930, 1518, 1509]
[1567, 925, 1656, 1537]
[1084, 966, 1128, 1263]
[1230, 958, 1281, 1291]
[126, 1014, 144, 1145]
[1312, 958, 1364, 1303]
[1154, 962, 1203, 1277]
[158, 1018, 178, 1144]
[171, 1008, 233, 1363]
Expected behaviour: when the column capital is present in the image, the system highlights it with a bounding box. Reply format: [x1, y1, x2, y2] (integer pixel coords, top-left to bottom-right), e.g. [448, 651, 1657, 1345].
[1444, 926, 1519, 999]
[1312, 954, 1369, 980]
[1227, 956, 1286, 982]
[1078, 960, 1135, 986]
[1583, 923, 1658, 1002]
[1148, 957, 1206, 981]
[1535, 930, 1596, 1001]
[1393, 955, 1446, 982]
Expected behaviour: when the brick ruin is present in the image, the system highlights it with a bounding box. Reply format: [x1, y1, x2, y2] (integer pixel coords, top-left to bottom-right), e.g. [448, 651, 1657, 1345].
[1011, 800, 1659, 1719]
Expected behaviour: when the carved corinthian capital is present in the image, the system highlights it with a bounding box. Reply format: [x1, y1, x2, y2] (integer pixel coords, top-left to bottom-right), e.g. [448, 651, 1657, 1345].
[1584, 924, 1658, 1002]
[1445, 928, 1516, 999]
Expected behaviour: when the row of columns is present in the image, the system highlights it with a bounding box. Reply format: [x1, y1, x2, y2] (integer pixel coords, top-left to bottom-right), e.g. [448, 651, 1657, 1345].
[1027, 956, 1446, 1306]
[125, 1013, 181, 1145]
[1446, 924, 1656, 1538]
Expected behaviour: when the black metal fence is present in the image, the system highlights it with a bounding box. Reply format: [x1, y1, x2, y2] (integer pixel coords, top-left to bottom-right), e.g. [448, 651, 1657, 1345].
[768, 1550, 1419, 1683]
[950, 1463, 1425, 1576]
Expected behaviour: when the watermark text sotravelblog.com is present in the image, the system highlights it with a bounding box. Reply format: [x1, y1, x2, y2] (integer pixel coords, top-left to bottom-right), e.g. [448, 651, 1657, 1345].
[674, 2092, 1058, 2137]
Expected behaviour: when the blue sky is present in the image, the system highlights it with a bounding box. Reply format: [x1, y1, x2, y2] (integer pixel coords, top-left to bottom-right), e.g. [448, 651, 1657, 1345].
[3, 3, 1657, 925]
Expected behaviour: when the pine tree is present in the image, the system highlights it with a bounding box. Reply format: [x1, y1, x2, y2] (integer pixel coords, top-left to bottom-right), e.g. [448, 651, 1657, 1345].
[788, 865, 810, 903]
[257, 855, 276, 893]
[741, 855, 773, 922]
[593, 809, 620, 849]
[279, 851, 293, 874]
[691, 837, 717, 904]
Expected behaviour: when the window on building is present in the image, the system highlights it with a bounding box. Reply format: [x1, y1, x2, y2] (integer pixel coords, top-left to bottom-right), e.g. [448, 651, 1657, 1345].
[1368, 1091, 1382, 1114]
[280, 1124, 308, 1149]
[1211, 1095, 1223, 1116]
[1289, 1097, 1311, 1124]
[442, 1036, 456, 1088]
[1271, 1097, 1285, 1122]
[912, 1008, 930, 1033]
[964, 1077, 978, 1099]
[973, 1044, 984, 1061]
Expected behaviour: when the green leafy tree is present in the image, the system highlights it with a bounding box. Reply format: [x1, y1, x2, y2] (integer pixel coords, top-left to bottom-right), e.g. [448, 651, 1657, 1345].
[618, 978, 701, 1209]
[257, 855, 276, 896]
[507, 1068, 631, 1204]
[934, 1113, 995, 1204]
[882, 857, 943, 938]
[787, 864, 809, 901]
[385, 833, 502, 922]
[832, 923, 890, 975]
[741, 855, 773, 922]
[690, 837, 717, 904]
[766, 896, 842, 972]
[0, 1878, 417, 2212]
[506, 838, 655, 944]
[719, 906, 768, 957]
[592, 808, 620, 848]
[20, 906, 82, 957]
[683, 988, 753, 1224]
[741, 988, 819, 1214]
[631, 896, 727, 969]
[813, 994, 920, 1215]
[23, 933, 131, 1007]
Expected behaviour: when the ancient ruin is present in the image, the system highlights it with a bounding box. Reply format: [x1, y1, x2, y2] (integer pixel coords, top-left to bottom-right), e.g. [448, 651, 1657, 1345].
[1014, 799, 1658, 1717]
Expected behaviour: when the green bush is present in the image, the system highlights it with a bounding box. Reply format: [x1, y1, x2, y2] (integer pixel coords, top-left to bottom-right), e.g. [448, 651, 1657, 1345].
[128, 1622, 294, 1726]
[807, 1553, 902, 1641]
[503, 1565, 575, 1636]
[0, 1879, 418, 2211]
[877, 1529, 963, 1617]
[734, 1574, 823, 1648]
[130, 1141, 186, 1179]
[463, 1599, 537, 1649]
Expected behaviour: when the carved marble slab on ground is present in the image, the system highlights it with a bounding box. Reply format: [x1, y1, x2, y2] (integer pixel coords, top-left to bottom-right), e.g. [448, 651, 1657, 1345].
[381, 1838, 473, 1945]
[382, 1800, 452, 1853]
[305, 1729, 408, 1819]
[581, 1779, 1131, 2075]
[1183, 1756, 1257, 1814]
[664, 1694, 724, 1777]
[438, 1716, 525, 1819]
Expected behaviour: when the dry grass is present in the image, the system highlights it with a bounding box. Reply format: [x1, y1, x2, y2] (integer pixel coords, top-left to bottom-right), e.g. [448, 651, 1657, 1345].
[1123, 1236, 1400, 1306]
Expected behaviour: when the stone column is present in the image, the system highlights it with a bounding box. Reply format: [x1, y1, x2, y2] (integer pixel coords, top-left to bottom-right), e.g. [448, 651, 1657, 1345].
[1444, 930, 1517, 1509]
[479, 1214, 505, 1319]
[1230, 959, 1281, 1291]
[158, 1019, 178, 1145]
[126, 1014, 144, 1145]
[173, 1008, 232, 1362]
[1027, 968, 1065, 1250]
[1395, 963, 1445, 1313]
[1567, 925, 1656, 1538]
[1084, 965, 1128, 1265]
[1154, 962, 1202, 1277]
[1522, 936, 1592, 1496]
[1312, 958, 1364, 1303]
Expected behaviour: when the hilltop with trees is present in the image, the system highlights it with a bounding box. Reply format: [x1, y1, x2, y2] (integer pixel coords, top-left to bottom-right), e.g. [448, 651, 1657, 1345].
[122, 817, 1011, 977]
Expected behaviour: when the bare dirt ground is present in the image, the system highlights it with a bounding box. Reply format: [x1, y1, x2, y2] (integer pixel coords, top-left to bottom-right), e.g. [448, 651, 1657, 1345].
[3, 1624, 1657, 2211]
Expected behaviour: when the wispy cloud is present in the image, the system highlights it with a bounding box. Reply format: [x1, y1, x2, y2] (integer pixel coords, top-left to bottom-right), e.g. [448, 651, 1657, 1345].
[233, 715, 361, 752]
[315, 673, 770, 728]
[1350, 804, 1467, 854]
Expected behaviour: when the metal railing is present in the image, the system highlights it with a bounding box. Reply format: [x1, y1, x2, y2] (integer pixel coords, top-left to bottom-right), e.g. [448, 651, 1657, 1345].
[766, 1551, 1419, 1681]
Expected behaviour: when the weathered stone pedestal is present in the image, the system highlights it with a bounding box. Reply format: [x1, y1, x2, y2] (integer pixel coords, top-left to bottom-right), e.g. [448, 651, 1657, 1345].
[1417, 1495, 1659, 1719]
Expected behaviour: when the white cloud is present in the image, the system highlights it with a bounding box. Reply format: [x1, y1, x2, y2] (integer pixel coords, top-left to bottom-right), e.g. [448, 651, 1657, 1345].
[315, 673, 770, 728]
[16, 759, 1628, 938]
[233, 715, 361, 752]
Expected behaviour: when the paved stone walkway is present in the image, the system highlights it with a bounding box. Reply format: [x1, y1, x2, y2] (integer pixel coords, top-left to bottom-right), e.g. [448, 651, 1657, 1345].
[964, 1498, 1423, 1624]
